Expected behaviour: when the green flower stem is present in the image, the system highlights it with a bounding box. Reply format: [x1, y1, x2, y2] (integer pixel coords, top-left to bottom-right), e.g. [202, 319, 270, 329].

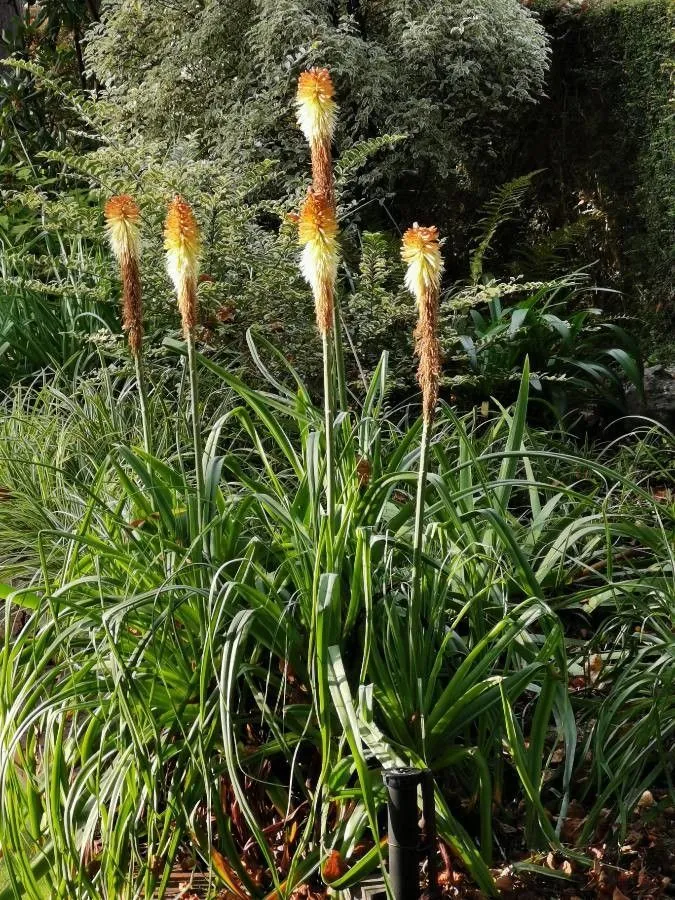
[411, 413, 432, 691]
[331, 296, 347, 412]
[186, 328, 205, 535]
[133, 352, 152, 457]
[322, 332, 336, 571]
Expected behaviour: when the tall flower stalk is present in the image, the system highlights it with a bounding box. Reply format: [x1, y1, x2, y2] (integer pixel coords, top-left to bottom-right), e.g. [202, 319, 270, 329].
[296, 71, 344, 873]
[296, 67, 347, 409]
[296, 68, 337, 204]
[164, 196, 205, 529]
[402, 224, 444, 672]
[104, 195, 152, 455]
[299, 188, 339, 567]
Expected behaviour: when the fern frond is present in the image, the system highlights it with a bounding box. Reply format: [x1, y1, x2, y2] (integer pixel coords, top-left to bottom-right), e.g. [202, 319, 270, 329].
[470, 169, 544, 283]
[517, 215, 598, 278]
[335, 133, 407, 181]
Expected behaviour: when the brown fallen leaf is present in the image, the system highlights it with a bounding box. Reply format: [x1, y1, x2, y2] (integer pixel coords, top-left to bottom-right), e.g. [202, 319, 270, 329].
[493, 867, 515, 892]
[551, 745, 566, 764]
[356, 456, 372, 487]
[561, 816, 585, 843]
[589, 653, 604, 684]
[216, 302, 236, 322]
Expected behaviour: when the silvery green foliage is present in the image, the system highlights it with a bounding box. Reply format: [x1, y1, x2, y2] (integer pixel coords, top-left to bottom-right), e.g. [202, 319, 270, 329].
[86, 0, 549, 194]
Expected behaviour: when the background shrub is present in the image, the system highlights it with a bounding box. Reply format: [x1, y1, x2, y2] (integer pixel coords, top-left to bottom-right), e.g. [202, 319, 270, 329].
[85, 0, 549, 204]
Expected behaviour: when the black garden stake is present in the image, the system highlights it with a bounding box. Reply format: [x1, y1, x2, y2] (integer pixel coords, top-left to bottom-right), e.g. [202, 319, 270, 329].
[383, 767, 439, 900]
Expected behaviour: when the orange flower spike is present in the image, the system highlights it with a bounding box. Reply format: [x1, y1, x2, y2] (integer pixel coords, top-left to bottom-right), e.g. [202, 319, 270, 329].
[402, 223, 444, 422]
[298, 189, 339, 335]
[296, 67, 337, 147]
[104, 195, 143, 356]
[164, 196, 201, 335]
[105, 194, 140, 262]
[296, 67, 338, 201]
[401, 224, 444, 301]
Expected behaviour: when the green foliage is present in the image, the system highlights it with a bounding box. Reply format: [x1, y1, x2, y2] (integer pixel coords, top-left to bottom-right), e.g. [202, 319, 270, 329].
[0, 186, 118, 383]
[0, 1, 98, 170]
[445, 273, 643, 416]
[470, 170, 544, 283]
[0, 343, 672, 897]
[341, 230, 413, 387]
[0, 354, 195, 584]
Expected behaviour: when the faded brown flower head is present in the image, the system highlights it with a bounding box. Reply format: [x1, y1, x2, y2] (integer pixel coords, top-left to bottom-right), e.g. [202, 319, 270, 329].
[402, 224, 444, 422]
[104, 195, 143, 355]
[298, 188, 339, 336]
[322, 849, 347, 881]
[164, 196, 200, 334]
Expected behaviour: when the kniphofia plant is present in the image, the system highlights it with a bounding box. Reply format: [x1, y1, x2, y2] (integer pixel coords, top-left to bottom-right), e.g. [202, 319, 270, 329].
[105, 194, 152, 454]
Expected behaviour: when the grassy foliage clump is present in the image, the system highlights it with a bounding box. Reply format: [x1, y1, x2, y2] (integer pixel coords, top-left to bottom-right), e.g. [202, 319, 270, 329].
[0, 341, 672, 898]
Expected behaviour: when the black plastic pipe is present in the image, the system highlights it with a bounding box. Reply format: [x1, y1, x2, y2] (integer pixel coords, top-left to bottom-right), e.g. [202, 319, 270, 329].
[383, 767, 438, 900]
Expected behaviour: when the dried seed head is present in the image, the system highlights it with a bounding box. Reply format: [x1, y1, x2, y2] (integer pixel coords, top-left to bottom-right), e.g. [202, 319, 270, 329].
[104, 195, 143, 356]
[164, 196, 200, 334]
[298, 189, 339, 336]
[310, 140, 335, 207]
[414, 297, 442, 422]
[401, 223, 444, 300]
[402, 224, 444, 422]
[104, 194, 140, 262]
[296, 67, 337, 147]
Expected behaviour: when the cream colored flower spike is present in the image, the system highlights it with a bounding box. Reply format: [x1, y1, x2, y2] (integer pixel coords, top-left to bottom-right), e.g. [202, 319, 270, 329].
[402, 223, 444, 422]
[105, 195, 143, 356]
[298, 188, 339, 335]
[164, 196, 201, 335]
[296, 67, 338, 147]
[105, 195, 140, 262]
[401, 223, 444, 302]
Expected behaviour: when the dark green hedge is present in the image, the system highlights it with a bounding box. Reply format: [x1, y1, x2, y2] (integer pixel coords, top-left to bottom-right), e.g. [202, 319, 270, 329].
[515, 0, 673, 353]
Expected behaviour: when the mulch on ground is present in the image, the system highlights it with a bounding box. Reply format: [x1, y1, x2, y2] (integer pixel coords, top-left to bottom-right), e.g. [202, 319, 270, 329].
[160, 797, 674, 898]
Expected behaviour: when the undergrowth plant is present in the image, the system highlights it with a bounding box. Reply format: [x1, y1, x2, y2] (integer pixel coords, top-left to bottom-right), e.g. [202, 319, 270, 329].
[447, 272, 643, 416]
[0, 190, 117, 384]
[0, 67, 672, 900]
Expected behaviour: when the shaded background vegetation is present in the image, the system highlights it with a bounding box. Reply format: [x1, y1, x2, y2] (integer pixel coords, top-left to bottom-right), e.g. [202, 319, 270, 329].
[0, 0, 671, 397]
[512, 0, 674, 358]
